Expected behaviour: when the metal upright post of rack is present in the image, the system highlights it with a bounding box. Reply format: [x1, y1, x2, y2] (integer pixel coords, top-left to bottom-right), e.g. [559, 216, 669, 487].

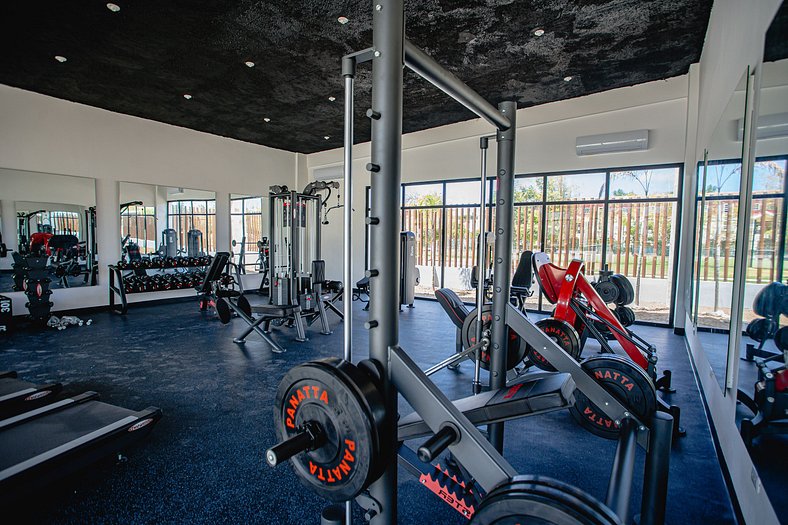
[365, 1, 405, 523]
[473, 137, 489, 395]
[488, 100, 517, 452]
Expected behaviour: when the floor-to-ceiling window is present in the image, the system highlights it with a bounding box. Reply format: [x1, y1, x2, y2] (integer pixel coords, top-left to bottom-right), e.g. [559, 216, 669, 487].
[388, 163, 683, 325]
[231, 196, 264, 270]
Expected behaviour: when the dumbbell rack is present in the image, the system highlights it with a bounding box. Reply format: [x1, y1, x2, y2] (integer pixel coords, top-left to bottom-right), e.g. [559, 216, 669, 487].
[108, 258, 210, 315]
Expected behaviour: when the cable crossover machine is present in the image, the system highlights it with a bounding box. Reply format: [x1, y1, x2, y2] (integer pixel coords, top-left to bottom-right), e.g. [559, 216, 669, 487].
[266, 3, 675, 525]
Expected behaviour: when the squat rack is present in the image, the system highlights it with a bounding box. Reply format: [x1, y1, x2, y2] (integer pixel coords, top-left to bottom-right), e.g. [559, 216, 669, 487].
[336, 2, 672, 523]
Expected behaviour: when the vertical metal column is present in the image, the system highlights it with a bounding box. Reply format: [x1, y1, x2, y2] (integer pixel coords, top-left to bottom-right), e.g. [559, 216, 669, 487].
[640, 412, 673, 525]
[473, 137, 489, 395]
[341, 57, 355, 525]
[605, 418, 638, 524]
[367, 1, 404, 523]
[488, 100, 516, 451]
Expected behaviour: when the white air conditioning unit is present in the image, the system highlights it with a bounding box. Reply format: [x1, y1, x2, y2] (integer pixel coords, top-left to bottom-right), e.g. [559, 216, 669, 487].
[737, 112, 788, 141]
[575, 130, 650, 156]
[313, 165, 343, 181]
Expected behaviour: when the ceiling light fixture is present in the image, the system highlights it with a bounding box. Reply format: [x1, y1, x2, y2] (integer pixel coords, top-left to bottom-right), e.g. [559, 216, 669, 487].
[563, 76, 573, 82]
[324, 136, 330, 140]
[328, 96, 336, 102]
[106, 3, 120, 12]
[533, 28, 545, 36]
[183, 94, 192, 100]
[338, 16, 349, 24]
[54, 55, 67, 63]
[244, 61, 255, 68]
[264, 117, 271, 123]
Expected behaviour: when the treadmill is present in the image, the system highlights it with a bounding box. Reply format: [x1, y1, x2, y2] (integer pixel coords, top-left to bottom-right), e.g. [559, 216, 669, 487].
[0, 371, 63, 420]
[0, 390, 161, 503]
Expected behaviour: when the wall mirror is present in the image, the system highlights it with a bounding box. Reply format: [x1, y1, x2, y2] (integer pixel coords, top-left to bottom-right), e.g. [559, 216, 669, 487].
[694, 69, 750, 391]
[0, 169, 97, 291]
[733, 19, 788, 512]
[118, 184, 217, 262]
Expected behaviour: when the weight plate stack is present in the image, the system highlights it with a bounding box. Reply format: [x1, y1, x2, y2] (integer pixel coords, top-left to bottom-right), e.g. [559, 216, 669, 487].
[470, 475, 621, 525]
[273, 359, 386, 502]
[775, 326, 788, 352]
[569, 355, 656, 440]
[609, 275, 634, 306]
[461, 305, 527, 372]
[592, 280, 619, 305]
[613, 306, 636, 328]
[526, 318, 582, 372]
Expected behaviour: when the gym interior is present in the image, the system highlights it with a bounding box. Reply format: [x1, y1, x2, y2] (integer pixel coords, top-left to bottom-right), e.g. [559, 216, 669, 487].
[0, 2, 786, 524]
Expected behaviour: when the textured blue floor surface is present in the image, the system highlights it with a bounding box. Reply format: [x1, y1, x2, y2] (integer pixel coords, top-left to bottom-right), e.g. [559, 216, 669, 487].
[0, 298, 738, 524]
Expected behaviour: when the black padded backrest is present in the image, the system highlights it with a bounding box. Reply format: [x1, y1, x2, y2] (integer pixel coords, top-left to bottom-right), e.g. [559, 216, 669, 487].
[434, 288, 470, 329]
[511, 251, 533, 290]
[197, 252, 230, 292]
[752, 281, 785, 318]
[312, 260, 326, 284]
[471, 266, 479, 288]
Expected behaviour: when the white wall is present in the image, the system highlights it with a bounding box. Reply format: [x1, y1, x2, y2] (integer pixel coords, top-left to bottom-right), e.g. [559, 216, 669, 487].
[309, 75, 690, 281]
[0, 85, 297, 313]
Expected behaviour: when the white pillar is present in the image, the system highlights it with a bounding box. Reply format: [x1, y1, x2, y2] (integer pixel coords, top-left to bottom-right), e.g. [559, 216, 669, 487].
[1, 199, 18, 253]
[214, 190, 230, 254]
[95, 179, 120, 297]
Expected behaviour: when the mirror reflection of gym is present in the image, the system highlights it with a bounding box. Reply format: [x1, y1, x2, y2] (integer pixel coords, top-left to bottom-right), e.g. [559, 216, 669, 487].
[0, 170, 98, 292]
[694, 69, 750, 391]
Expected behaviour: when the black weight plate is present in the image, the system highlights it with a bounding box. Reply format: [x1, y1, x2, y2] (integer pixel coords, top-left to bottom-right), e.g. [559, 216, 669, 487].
[526, 319, 582, 372]
[745, 317, 776, 343]
[593, 281, 619, 304]
[461, 305, 527, 372]
[569, 355, 656, 440]
[273, 361, 377, 502]
[614, 306, 636, 328]
[471, 475, 620, 525]
[610, 274, 634, 306]
[775, 326, 788, 352]
[316, 359, 388, 484]
[215, 297, 232, 324]
[237, 294, 253, 318]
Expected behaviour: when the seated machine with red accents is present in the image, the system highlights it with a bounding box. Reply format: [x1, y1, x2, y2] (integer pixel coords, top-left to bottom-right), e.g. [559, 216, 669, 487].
[530, 252, 674, 393]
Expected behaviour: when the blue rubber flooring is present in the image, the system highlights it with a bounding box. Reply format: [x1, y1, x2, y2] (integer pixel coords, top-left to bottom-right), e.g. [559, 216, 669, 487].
[0, 298, 736, 524]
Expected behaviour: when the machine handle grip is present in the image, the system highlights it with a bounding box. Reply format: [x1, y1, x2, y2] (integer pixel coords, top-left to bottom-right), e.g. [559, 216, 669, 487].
[417, 426, 458, 463]
[266, 422, 323, 467]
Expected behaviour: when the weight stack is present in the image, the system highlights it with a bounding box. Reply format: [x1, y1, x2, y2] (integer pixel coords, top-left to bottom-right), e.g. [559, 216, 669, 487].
[0, 295, 11, 334]
[23, 256, 53, 324]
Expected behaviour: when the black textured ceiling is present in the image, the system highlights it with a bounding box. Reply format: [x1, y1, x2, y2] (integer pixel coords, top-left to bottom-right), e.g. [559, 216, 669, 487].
[1, 1, 721, 154]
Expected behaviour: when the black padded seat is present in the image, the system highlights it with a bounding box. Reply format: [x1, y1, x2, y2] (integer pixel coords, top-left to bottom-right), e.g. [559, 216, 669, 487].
[434, 288, 470, 330]
[511, 251, 533, 295]
[216, 289, 242, 298]
[250, 304, 300, 317]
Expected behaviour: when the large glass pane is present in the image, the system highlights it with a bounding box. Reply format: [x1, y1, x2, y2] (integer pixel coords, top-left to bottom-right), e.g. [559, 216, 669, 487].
[543, 202, 604, 272]
[446, 181, 481, 206]
[442, 206, 482, 301]
[403, 207, 443, 298]
[609, 167, 679, 199]
[404, 183, 443, 207]
[514, 176, 543, 203]
[546, 172, 606, 201]
[696, 197, 739, 329]
[231, 199, 243, 214]
[606, 201, 677, 323]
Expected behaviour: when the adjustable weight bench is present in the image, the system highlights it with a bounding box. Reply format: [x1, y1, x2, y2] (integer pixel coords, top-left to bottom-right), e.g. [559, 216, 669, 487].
[435, 288, 470, 366]
[198, 252, 302, 353]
